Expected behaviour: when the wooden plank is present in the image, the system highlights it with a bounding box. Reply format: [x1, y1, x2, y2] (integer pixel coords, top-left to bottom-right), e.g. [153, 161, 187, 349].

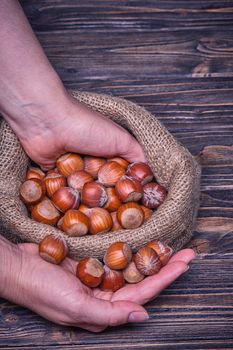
[19, 1, 233, 80]
[0, 261, 232, 347]
[21, 1, 233, 33]
[2, 340, 233, 350]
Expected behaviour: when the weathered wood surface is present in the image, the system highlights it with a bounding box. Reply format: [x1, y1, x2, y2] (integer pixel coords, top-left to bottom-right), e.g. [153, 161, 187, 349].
[1, 1, 233, 349]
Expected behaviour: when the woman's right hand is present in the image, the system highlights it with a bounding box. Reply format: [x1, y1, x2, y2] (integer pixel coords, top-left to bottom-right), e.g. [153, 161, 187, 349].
[3, 242, 195, 333]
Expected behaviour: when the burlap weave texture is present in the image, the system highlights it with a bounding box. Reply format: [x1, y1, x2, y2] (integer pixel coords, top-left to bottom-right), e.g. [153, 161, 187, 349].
[0, 91, 201, 259]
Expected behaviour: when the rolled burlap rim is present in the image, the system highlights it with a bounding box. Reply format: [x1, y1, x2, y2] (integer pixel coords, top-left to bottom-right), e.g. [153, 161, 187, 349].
[0, 91, 201, 259]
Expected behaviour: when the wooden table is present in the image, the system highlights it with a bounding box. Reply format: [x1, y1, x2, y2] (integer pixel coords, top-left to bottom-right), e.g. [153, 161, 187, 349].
[1, 1, 233, 348]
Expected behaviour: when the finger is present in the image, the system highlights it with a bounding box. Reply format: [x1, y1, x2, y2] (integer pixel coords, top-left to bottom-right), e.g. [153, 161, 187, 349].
[119, 136, 146, 163]
[60, 257, 78, 275]
[40, 162, 56, 171]
[76, 295, 149, 328]
[112, 260, 188, 305]
[17, 243, 39, 255]
[168, 248, 196, 265]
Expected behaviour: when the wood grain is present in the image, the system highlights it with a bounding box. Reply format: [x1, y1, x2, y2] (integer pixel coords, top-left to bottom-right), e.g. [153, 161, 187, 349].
[20, 0, 233, 81]
[1, 0, 233, 349]
[0, 262, 233, 347]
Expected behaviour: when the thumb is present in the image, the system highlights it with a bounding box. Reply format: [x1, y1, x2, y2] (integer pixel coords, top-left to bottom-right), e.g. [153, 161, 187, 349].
[77, 295, 149, 328]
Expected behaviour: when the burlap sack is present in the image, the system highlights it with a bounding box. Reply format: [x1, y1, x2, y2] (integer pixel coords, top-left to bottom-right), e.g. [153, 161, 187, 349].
[0, 91, 201, 259]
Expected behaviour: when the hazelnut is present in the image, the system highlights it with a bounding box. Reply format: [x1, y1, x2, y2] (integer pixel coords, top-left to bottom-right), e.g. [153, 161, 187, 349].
[134, 246, 162, 276]
[56, 153, 84, 177]
[39, 235, 68, 264]
[76, 258, 104, 288]
[104, 242, 132, 270]
[117, 202, 144, 229]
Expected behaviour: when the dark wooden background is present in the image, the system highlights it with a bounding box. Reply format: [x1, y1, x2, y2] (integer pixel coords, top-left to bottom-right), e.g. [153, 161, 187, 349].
[1, 1, 233, 349]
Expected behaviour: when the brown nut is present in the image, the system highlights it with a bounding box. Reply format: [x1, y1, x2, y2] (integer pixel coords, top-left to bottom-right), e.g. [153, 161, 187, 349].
[81, 182, 107, 208]
[108, 157, 129, 170]
[20, 178, 46, 205]
[123, 261, 144, 283]
[59, 209, 90, 237]
[142, 182, 167, 209]
[56, 153, 84, 177]
[31, 197, 61, 226]
[126, 162, 153, 185]
[104, 242, 132, 270]
[76, 258, 104, 288]
[100, 265, 125, 292]
[84, 156, 106, 179]
[44, 173, 67, 197]
[26, 167, 45, 180]
[146, 240, 173, 266]
[39, 235, 68, 264]
[67, 170, 93, 191]
[104, 187, 122, 212]
[115, 176, 143, 202]
[51, 187, 80, 213]
[98, 161, 125, 187]
[134, 246, 162, 276]
[89, 208, 113, 235]
[117, 202, 144, 229]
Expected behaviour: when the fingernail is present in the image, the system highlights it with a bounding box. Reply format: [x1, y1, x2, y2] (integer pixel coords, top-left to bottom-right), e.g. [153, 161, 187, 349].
[128, 311, 149, 323]
[184, 265, 190, 272]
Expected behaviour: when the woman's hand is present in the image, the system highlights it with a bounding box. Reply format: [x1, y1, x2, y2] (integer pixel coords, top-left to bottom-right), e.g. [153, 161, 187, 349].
[10, 243, 195, 333]
[12, 92, 146, 171]
[0, 1, 145, 170]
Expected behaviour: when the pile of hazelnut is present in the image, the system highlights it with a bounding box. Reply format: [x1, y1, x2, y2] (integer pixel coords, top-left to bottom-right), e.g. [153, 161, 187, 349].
[20, 153, 167, 236]
[39, 235, 173, 290]
[19, 152, 171, 290]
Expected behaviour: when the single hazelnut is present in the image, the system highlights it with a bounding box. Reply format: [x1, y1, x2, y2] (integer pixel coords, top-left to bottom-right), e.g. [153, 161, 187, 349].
[100, 265, 125, 292]
[108, 157, 129, 170]
[39, 234, 68, 264]
[134, 246, 162, 276]
[81, 182, 107, 208]
[26, 167, 45, 181]
[146, 240, 173, 266]
[76, 257, 104, 288]
[115, 176, 143, 202]
[98, 161, 125, 187]
[117, 202, 144, 229]
[31, 197, 61, 226]
[51, 187, 80, 213]
[89, 208, 113, 235]
[59, 209, 90, 237]
[67, 170, 93, 191]
[44, 173, 67, 197]
[126, 162, 153, 185]
[104, 187, 122, 212]
[56, 153, 84, 177]
[20, 178, 46, 205]
[142, 182, 167, 209]
[123, 261, 144, 283]
[104, 242, 132, 270]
